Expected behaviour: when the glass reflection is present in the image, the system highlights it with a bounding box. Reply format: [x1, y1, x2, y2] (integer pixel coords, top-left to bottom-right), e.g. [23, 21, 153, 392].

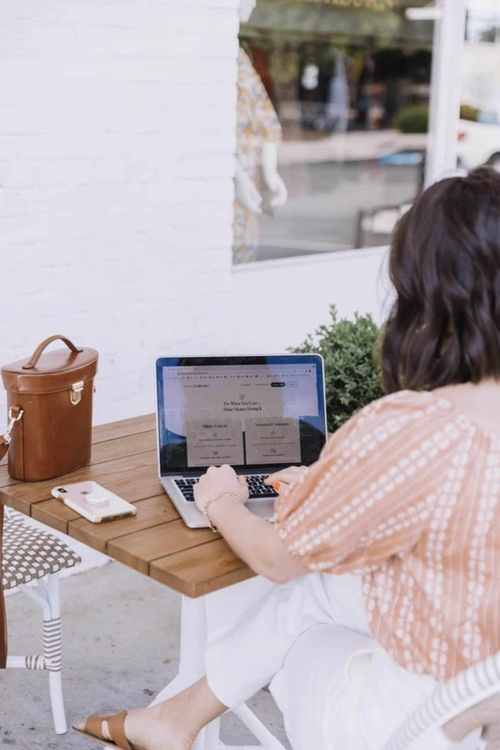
[235, 0, 433, 262]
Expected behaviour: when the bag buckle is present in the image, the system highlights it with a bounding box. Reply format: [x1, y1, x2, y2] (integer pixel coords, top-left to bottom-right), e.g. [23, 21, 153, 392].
[3, 407, 24, 444]
[70, 381, 84, 405]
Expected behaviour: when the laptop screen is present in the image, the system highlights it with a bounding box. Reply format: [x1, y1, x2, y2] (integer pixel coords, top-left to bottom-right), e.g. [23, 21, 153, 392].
[156, 355, 327, 476]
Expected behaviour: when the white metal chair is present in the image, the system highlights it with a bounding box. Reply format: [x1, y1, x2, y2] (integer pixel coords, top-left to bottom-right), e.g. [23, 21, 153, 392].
[382, 651, 500, 750]
[1, 508, 81, 734]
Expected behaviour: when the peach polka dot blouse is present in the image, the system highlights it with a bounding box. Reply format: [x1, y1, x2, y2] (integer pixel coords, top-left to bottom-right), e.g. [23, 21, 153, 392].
[274, 390, 500, 682]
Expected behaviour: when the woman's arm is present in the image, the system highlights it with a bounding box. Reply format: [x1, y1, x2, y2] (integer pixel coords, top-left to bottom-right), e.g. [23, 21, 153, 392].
[194, 465, 308, 584]
[210, 496, 308, 584]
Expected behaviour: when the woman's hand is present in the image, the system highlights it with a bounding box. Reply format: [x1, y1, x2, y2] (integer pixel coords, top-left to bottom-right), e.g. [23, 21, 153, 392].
[194, 465, 249, 514]
[194, 464, 308, 584]
[264, 465, 309, 499]
[235, 159, 263, 214]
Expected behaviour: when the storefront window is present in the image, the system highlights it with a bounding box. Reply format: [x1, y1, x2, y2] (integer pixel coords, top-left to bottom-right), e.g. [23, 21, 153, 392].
[233, 0, 434, 264]
[458, 3, 500, 171]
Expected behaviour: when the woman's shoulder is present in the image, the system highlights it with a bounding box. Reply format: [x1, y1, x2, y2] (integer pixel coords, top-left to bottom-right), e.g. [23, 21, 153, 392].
[349, 389, 455, 434]
[365, 389, 451, 413]
[322, 389, 464, 465]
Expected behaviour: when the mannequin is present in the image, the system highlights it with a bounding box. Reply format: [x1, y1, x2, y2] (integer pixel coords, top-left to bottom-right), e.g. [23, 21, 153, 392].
[233, 0, 287, 263]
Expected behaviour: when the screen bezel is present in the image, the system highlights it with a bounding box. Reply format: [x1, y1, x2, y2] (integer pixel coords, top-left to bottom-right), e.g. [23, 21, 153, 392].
[155, 354, 327, 477]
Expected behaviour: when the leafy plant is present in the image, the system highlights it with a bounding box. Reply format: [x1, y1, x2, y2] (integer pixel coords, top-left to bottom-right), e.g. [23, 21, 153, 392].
[290, 306, 384, 433]
[460, 103, 480, 122]
[394, 106, 429, 134]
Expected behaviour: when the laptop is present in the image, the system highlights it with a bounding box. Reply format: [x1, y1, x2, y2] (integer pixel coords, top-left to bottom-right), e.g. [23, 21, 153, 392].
[155, 355, 327, 528]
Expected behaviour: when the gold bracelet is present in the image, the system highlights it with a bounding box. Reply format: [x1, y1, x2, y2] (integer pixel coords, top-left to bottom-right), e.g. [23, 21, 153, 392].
[203, 491, 241, 532]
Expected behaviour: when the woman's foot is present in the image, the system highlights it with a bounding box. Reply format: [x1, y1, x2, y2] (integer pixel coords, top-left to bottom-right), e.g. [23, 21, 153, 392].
[76, 676, 227, 750]
[76, 707, 195, 750]
[127, 706, 196, 750]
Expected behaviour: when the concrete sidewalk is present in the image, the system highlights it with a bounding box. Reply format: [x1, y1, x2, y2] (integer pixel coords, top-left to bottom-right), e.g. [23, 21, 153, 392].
[1, 562, 290, 749]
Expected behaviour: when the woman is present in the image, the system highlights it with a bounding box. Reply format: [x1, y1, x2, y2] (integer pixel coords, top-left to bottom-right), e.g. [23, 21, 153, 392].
[76, 166, 500, 750]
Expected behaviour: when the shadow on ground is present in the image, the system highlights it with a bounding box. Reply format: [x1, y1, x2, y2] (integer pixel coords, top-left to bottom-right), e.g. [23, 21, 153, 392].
[1, 562, 290, 749]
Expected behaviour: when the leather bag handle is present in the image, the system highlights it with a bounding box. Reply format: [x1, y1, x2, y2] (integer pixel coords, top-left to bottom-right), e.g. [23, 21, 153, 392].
[22, 335, 83, 370]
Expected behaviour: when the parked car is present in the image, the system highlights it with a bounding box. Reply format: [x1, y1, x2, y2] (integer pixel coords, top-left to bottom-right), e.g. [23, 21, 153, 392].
[458, 119, 500, 170]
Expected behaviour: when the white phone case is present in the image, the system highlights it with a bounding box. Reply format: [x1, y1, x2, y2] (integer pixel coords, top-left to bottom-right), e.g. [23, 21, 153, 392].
[51, 481, 137, 523]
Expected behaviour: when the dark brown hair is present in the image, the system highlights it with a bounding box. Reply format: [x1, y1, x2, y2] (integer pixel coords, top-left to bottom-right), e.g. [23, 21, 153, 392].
[382, 166, 500, 393]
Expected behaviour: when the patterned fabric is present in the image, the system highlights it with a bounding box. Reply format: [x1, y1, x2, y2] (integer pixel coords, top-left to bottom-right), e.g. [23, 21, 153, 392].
[274, 390, 500, 682]
[233, 48, 282, 264]
[2, 514, 81, 590]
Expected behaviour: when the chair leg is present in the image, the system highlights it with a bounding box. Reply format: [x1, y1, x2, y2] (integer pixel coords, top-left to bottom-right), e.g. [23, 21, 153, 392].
[44, 573, 67, 734]
[229, 704, 288, 749]
[9, 574, 68, 734]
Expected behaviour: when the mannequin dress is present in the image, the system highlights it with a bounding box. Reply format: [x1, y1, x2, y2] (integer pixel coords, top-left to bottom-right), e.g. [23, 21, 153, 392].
[234, 48, 282, 264]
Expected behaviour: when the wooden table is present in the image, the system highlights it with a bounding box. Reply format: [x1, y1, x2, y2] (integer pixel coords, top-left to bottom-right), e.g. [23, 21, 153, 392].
[0, 413, 255, 597]
[0, 414, 286, 750]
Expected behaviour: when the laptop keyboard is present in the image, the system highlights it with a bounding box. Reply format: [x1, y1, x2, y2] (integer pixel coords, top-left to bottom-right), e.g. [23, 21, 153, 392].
[174, 475, 279, 503]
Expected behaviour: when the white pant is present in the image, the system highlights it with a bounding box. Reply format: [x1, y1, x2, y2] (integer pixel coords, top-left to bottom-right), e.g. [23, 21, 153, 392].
[205, 573, 455, 750]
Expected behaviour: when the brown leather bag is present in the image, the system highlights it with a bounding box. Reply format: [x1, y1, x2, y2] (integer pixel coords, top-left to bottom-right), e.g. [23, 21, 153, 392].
[0, 335, 98, 481]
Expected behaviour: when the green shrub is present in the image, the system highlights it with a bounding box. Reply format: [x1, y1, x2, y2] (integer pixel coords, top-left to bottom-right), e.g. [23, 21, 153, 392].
[290, 306, 384, 433]
[394, 106, 429, 134]
[460, 103, 480, 122]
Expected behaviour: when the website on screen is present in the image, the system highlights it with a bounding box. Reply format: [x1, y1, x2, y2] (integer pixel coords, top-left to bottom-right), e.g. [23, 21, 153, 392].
[160, 364, 321, 469]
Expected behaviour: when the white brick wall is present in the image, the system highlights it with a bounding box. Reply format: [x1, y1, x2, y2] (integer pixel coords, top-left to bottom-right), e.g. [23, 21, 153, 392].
[0, 0, 240, 424]
[0, 0, 388, 435]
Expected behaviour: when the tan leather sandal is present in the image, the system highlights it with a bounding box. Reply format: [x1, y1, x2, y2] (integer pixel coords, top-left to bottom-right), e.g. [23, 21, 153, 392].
[73, 710, 133, 749]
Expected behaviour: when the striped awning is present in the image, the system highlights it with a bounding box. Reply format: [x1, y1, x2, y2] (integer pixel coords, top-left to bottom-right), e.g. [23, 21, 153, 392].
[242, 0, 434, 44]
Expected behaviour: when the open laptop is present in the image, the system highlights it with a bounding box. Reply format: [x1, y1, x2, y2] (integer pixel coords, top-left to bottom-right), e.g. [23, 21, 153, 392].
[156, 355, 327, 528]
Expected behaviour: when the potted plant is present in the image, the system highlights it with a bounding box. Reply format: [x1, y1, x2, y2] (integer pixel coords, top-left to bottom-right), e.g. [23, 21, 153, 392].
[394, 106, 429, 134]
[291, 306, 384, 433]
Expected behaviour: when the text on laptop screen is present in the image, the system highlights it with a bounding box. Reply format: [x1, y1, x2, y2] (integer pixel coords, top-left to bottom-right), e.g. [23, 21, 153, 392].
[156, 357, 326, 474]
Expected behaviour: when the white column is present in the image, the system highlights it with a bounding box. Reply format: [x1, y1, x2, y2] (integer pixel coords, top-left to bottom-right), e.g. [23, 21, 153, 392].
[425, 0, 468, 186]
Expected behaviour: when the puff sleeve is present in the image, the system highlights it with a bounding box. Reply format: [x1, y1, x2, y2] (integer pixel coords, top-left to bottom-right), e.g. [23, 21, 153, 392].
[274, 391, 465, 575]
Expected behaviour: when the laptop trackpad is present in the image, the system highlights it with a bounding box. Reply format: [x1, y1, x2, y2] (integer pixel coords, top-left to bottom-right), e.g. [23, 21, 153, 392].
[247, 498, 275, 520]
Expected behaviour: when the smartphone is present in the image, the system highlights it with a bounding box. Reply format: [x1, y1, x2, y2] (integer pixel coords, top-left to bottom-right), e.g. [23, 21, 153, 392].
[51, 481, 137, 523]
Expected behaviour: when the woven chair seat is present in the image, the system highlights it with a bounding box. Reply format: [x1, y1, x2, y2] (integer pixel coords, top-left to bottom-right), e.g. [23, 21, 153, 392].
[2, 514, 81, 591]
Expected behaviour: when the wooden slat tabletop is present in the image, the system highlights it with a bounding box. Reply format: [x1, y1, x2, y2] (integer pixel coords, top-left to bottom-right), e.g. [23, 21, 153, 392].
[0, 414, 254, 598]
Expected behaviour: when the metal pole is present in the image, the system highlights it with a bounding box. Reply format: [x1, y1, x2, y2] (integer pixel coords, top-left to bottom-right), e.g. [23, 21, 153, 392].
[425, 0, 467, 186]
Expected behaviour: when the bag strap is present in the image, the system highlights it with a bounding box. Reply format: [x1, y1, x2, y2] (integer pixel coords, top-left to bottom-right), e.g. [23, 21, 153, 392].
[0, 407, 23, 462]
[0, 441, 8, 463]
[0, 504, 7, 668]
[22, 335, 83, 370]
